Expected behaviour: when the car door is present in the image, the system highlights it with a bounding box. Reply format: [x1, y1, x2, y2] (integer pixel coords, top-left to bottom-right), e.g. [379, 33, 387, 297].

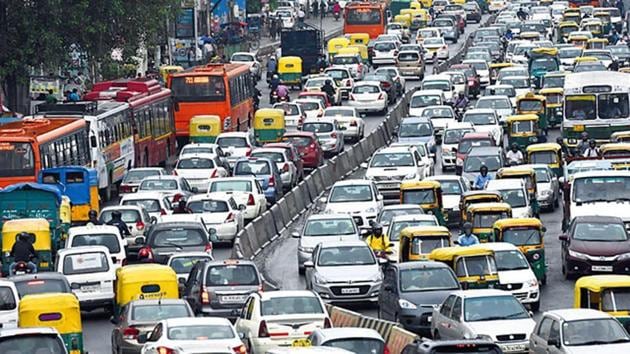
[449, 296, 465, 339]
[143, 323, 164, 354]
[255, 181, 266, 212]
[530, 316, 553, 354]
[372, 182, 384, 212]
[379, 267, 398, 321]
[414, 150, 427, 178]
[435, 295, 456, 338]
[548, 320, 563, 354]
[236, 296, 257, 344]
[183, 263, 203, 313]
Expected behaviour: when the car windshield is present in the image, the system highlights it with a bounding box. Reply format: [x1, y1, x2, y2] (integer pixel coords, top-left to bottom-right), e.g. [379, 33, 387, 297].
[187, 199, 229, 213]
[0, 335, 66, 354]
[167, 324, 234, 340]
[251, 152, 285, 163]
[423, 81, 450, 91]
[424, 38, 444, 46]
[232, 54, 253, 62]
[62, 252, 110, 275]
[131, 304, 190, 322]
[303, 122, 333, 133]
[329, 185, 373, 203]
[444, 129, 474, 144]
[139, 179, 178, 191]
[177, 158, 215, 169]
[318, 246, 376, 266]
[464, 295, 529, 321]
[503, 228, 542, 245]
[261, 296, 323, 316]
[14, 279, 68, 298]
[123, 170, 161, 183]
[379, 208, 423, 225]
[370, 152, 415, 167]
[463, 155, 502, 172]
[209, 180, 252, 192]
[559, 48, 582, 58]
[304, 218, 356, 236]
[234, 161, 271, 175]
[573, 176, 630, 202]
[402, 189, 436, 205]
[422, 107, 454, 119]
[122, 199, 160, 212]
[389, 219, 439, 241]
[0, 286, 17, 310]
[71, 234, 120, 253]
[326, 69, 349, 79]
[399, 122, 433, 137]
[206, 264, 259, 286]
[150, 228, 206, 247]
[400, 268, 459, 292]
[473, 212, 509, 228]
[534, 169, 550, 183]
[322, 338, 384, 354]
[458, 139, 492, 154]
[573, 222, 628, 241]
[436, 180, 462, 195]
[169, 256, 210, 274]
[494, 250, 530, 271]
[562, 319, 630, 346]
[496, 188, 527, 208]
[216, 136, 248, 148]
[501, 78, 528, 88]
[476, 98, 510, 110]
[602, 288, 630, 312]
[464, 113, 496, 125]
[530, 151, 558, 165]
[100, 209, 141, 223]
[332, 56, 359, 65]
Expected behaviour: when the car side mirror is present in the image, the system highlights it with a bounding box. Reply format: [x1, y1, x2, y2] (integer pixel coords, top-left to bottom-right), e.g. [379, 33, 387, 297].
[191, 187, 199, 193]
[360, 162, 369, 169]
[377, 194, 384, 201]
[304, 260, 314, 268]
[360, 229, 370, 237]
[558, 234, 568, 241]
[319, 196, 327, 204]
[292, 231, 301, 238]
[238, 204, 247, 211]
[150, 216, 157, 224]
[542, 226, 547, 233]
[135, 236, 146, 245]
[137, 333, 148, 344]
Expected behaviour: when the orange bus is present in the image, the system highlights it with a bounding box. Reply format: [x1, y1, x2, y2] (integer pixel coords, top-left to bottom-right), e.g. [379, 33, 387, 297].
[344, 1, 387, 39]
[167, 63, 255, 145]
[0, 118, 89, 187]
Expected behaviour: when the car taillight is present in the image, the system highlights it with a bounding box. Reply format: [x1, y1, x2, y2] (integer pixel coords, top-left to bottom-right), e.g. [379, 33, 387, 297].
[258, 320, 270, 338]
[226, 212, 235, 222]
[201, 287, 211, 304]
[349, 94, 355, 100]
[268, 175, 276, 187]
[138, 247, 153, 261]
[317, 109, 323, 117]
[157, 346, 175, 354]
[172, 170, 178, 176]
[172, 193, 183, 203]
[384, 345, 391, 354]
[331, 132, 337, 139]
[247, 193, 255, 205]
[282, 163, 289, 172]
[205, 242, 213, 253]
[136, 221, 145, 231]
[378, 93, 384, 100]
[122, 327, 139, 340]
[122, 258, 128, 266]
[160, 209, 167, 216]
[211, 169, 218, 178]
[233, 344, 247, 354]
[346, 80, 352, 87]
[324, 317, 332, 328]
[382, 81, 391, 88]
[442, 45, 447, 50]
[120, 185, 132, 193]
[350, 120, 357, 127]
[245, 147, 252, 156]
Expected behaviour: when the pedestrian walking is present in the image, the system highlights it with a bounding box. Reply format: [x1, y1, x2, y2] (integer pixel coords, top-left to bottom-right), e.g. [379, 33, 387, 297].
[313, 1, 319, 17]
[269, 17, 277, 39]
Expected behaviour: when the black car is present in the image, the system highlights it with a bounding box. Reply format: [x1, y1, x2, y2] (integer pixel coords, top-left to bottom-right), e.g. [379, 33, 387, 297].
[402, 339, 503, 354]
[10, 273, 72, 298]
[137, 220, 215, 264]
[363, 73, 397, 104]
[378, 261, 460, 336]
[464, 2, 482, 23]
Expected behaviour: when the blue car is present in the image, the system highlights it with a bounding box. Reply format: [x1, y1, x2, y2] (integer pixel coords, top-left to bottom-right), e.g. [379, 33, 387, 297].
[233, 157, 283, 204]
[396, 116, 437, 160]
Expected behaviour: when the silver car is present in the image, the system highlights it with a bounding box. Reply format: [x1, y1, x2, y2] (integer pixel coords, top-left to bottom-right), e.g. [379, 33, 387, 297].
[293, 214, 361, 273]
[301, 118, 345, 156]
[522, 164, 560, 211]
[307, 328, 386, 352]
[305, 241, 384, 303]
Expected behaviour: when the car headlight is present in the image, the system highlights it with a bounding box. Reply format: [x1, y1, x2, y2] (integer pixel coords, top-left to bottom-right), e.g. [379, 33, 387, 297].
[298, 246, 314, 253]
[365, 207, 377, 213]
[527, 279, 539, 288]
[456, 158, 464, 166]
[398, 299, 417, 310]
[568, 249, 589, 260]
[370, 272, 383, 282]
[618, 252, 630, 261]
[532, 253, 541, 261]
[405, 173, 418, 180]
[477, 334, 493, 341]
[541, 189, 552, 196]
[314, 274, 328, 285]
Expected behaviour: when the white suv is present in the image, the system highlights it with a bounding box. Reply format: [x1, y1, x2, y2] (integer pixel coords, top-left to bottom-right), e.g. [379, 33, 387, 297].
[323, 179, 383, 229]
[363, 146, 429, 201]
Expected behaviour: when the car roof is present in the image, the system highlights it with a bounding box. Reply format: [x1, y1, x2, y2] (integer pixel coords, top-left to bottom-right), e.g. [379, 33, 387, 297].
[188, 193, 233, 202]
[163, 316, 231, 326]
[141, 175, 181, 181]
[130, 298, 189, 306]
[0, 327, 60, 338]
[312, 327, 383, 341]
[476, 242, 519, 252]
[69, 225, 120, 236]
[412, 89, 444, 96]
[545, 308, 613, 321]
[332, 179, 373, 187]
[375, 146, 413, 154]
[252, 147, 287, 155]
[217, 132, 249, 138]
[391, 214, 438, 222]
[486, 178, 525, 189]
[152, 220, 205, 229]
[128, 167, 166, 172]
[449, 289, 513, 298]
[121, 192, 166, 200]
[320, 240, 371, 248]
[354, 80, 382, 87]
[401, 116, 431, 123]
[259, 290, 320, 300]
[468, 146, 503, 156]
[572, 215, 623, 224]
[101, 205, 145, 211]
[382, 204, 423, 210]
[307, 214, 354, 221]
[168, 251, 214, 259]
[9, 272, 69, 282]
[210, 176, 257, 183]
[394, 260, 452, 271]
[572, 170, 630, 179]
[426, 175, 463, 181]
[177, 153, 217, 160]
[303, 117, 337, 124]
[56, 245, 111, 257]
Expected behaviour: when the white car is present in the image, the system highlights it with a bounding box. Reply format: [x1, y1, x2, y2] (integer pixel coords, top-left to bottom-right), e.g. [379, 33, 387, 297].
[377, 204, 425, 235]
[140, 317, 246, 354]
[120, 192, 173, 219]
[462, 59, 490, 86]
[179, 143, 226, 160]
[324, 179, 383, 229]
[295, 99, 325, 120]
[416, 27, 442, 45]
[364, 146, 428, 201]
[389, 141, 435, 176]
[386, 22, 410, 42]
[330, 54, 365, 80]
[251, 147, 299, 190]
[426, 175, 469, 223]
[431, 289, 536, 353]
[235, 290, 330, 354]
[423, 37, 449, 62]
[216, 131, 257, 168]
[475, 94, 514, 125]
[304, 77, 341, 105]
[137, 175, 196, 202]
[348, 81, 388, 114]
[231, 52, 262, 80]
[173, 153, 229, 192]
[324, 67, 355, 100]
[420, 105, 457, 141]
[486, 179, 533, 218]
[323, 106, 365, 142]
[498, 76, 531, 97]
[55, 246, 116, 311]
[301, 118, 345, 156]
[372, 41, 400, 66]
[488, 0, 506, 12]
[120, 167, 169, 194]
[276, 9, 295, 28]
[207, 177, 267, 220]
[273, 102, 305, 130]
[66, 225, 127, 268]
[441, 122, 475, 171]
[166, 252, 213, 282]
[464, 108, 504, 145]
[484, 84, 517, 107]
[0, 280, 18, 328]
[408, 89, 446, 117]
[442, 71, 468, 98]
[186, 193, 246, 243]
[583, 49, 614, 68]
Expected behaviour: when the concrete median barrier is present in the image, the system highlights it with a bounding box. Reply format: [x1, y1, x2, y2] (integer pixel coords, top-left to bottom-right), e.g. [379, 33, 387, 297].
[269, 204, 285, 235]
[261, 210, 277, 245]
[358, 316, 397, 342]
[297, 180, 312, 204]
[277, 198, 291, 225]
[386, 326, 419, 354]
[285, 189, 299, 222]
[251, 215, 267, 253]
[304, 175, 317, 201]
[239, 223, 257, 259]
[328, 305, 362, 328]
[312, 169, 325, 194]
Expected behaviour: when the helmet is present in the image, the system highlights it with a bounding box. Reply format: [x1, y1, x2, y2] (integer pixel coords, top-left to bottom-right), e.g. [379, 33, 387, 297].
[589, 139, 597, 146]
[459, 92, 465, 97]
[325, 80, 332, 85]
[463, 222, 473, 231]
[88, 210, 98, 218]
[112, 210, 122, 219]
[17, 232, 30, 243]
[556, 136, 563, 144]
[480, 165, 488, 172]
[581, 132, 589, 139]
[511, 143, 519, 150]
[273, 74, 279, 79]
[371, 222, 383, 235]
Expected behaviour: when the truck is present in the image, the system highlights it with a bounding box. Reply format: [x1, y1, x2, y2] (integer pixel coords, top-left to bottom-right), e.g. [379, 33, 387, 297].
[281, 25, 324, 76]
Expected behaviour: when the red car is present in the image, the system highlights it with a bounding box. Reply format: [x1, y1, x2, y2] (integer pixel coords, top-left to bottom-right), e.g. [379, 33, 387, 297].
[263, 142, 305, 180]
[282, 131, 324, 169]
[455, 132, 496, 175]
[298, 91, 332, 108]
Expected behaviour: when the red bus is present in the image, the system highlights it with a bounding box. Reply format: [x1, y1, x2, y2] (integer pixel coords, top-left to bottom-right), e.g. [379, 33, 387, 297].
[569, 0, 600, 8]
[84, 79, 176, 167]
[0, 118, 90, 187]
[167, 63, 255, 145]
[344, 2, 387, 39]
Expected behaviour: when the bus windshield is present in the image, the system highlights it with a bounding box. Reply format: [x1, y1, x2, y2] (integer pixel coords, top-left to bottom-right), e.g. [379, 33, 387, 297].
[0, 142, 34, 177]
[346, 8, 382, 25]
[171, 76, 226, 101]
[573, 176, 630, 202]
[565, 96, 596, 120]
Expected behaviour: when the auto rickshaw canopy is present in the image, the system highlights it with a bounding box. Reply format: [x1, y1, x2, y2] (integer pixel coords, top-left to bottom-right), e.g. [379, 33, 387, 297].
[611, 131, 630, 142]
[115, 264, 179, 307]
[400, 225, 451, 237]
[600, 143, 630, 157]
[348, 33, 370, 46]
[526, 142, 562, 155]
[466, 202, 512, 213]
[19, 293, 81, 333]
[493, 217, 543, 230]
[327, 37, 351, 55]
[253, 109, 285, 129]
[2, 218, 51, 252]
[574, 275, 630, 307]
[278, 56, 303, 73]
[400, 180, 441, 190]
[429, 245, 494, 262]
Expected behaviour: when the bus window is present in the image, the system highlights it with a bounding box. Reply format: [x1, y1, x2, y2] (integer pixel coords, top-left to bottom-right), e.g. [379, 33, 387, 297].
[565, 95, 596, 120]
[347, 8, 382, 24]
[598, 93, 629, 119]
[170, 76, 226, 100]
[0, 142, 35, 177]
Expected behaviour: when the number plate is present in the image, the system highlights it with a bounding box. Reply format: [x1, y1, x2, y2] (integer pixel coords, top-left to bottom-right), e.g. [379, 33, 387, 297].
[81, 285, 99, 292]
[592, 265, 613, 272]
[501, 344, 526, 352]
[380, 183, 399, 189]
[341, 288, 360, 294]
[220, 295, 246, 303]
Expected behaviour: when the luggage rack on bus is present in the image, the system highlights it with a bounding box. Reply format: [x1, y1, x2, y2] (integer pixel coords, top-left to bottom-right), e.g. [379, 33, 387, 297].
[35, 101, 98, 116]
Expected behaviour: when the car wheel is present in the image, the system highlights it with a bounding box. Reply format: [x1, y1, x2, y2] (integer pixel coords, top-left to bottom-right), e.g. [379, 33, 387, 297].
[530, 301, 540, 312]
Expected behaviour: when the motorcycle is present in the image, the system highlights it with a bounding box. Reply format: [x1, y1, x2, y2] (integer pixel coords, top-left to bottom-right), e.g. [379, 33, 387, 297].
[13, 260, 36, 275]
[334, 10, 340, 21]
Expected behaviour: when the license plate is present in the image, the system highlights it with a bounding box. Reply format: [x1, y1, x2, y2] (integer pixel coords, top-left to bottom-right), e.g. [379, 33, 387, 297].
[220, 295, 246, 303]
[592, 265, 613, 272]
[427, 316, 432, 322]
[39, 261, 48, 268]
[381, 183, 399, 189]
[501, 344, 526, 352]
[81, 285, 99, 292]
[341, 288, 360, 294]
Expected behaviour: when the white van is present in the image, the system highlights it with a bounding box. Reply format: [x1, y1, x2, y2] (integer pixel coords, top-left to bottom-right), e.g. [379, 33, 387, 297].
[55, 246, 116, 311]
[66, 225, 127, 268]
[0, 280, 19, 328]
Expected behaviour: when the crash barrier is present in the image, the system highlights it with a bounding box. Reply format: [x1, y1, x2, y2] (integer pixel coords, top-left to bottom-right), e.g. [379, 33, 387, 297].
[325, 304, 418, 354]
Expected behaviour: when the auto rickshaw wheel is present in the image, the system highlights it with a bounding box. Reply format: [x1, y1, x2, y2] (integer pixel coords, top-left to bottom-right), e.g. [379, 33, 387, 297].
[541, 274, 547, 286]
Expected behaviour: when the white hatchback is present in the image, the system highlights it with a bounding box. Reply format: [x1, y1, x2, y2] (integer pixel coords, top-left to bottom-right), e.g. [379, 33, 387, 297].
[173, 153, 229, 192]
[186, 193, 246, 243]
[0, 280, 18, 328]
[348, 82, 388, 114]
[120, 192, 173, 219]
[66, 225, 127, 268]
[323, 106, 365, 142]
[324, 179, 384, 229]
[207, 177, 268, 220]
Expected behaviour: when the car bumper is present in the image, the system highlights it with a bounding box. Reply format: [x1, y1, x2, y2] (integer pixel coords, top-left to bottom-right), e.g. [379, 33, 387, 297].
[281, 172, 293, 186]
[496, 340, 529, 353]
[244, 205, 259, 220]
[537, 194, 554, 208]
[565, 256, 630, 276]
[187, 179, 210, 191]
[320, 140, 340, 152]
[398, 308, 434, 336]
[399, 67, 423, 77]
[264, 189, 279, 204]
[208, 222, 239, 241]
[340, 124, 361, 138]
[200, 306, 243, 319]
[312, 281, 381, 303]
[441, 154, 457, 167]
[349, 100, 386, 113]
[372, 57, 396, 65]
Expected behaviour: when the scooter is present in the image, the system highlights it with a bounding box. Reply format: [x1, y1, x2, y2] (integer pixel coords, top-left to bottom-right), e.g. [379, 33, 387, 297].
[13, 261, 37, 275]
[334, 10, 340, 21]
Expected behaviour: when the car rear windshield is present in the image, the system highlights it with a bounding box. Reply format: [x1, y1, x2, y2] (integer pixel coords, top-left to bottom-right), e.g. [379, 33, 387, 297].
[206, 264, 260, 286]
[323, 338, 384, 353]
[177, 158, 215, 169]
[353, 85, 380, 94]
[15, 279, 68, 298]
[131, 304, 191, 321]
[235, 161, 271, 175]
[209, 180, 252, 192]
[167, 324, 235, 340]
[123, 170, 161, 183]
[216, 136, 248, 148]
[0, 286, 16, 310]
[329, 185, 373, 203]
[261, 296, 323, 316]
[332, 56, 359, 65]
[139, 179, 178, 191]
[188, 199, 229, 213]
[100, 209, 141, 223]
[251, 152, 285, 163]
[62, 252, 110, 275]
[71, 234, 121, 253]
[122, 199, 160, 212]
[151, 228, 206, 247]
[283, 136, 313, 147]
[303, 122, 334, 133]
[0, 334, 66, 354]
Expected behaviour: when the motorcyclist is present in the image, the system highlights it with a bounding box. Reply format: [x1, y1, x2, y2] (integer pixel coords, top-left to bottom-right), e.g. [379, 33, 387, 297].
[321, 80, 337, 105]
[266, 56, 277, 82]
[473, 165, 492, 190]
[107, 210, 131, 238]
[9, 232, 37, 276]
[253, 86, 262, 111]
[556, 136, 571, 159]
[505, 143, 524, 165]
[269, 74, 281, 103]
[576, 132, 590, 155]
[365, 222, 392, 254]
[276, 83, 290, 102]
[583, 139, 601, 158]
[333, 1, 341, 20]
[517, 7, 528, 20]
[87, 210, 103, 226]
[457, 222, 480, 246]
[173, 199, 191, 214]
[454, 92, 469, 109]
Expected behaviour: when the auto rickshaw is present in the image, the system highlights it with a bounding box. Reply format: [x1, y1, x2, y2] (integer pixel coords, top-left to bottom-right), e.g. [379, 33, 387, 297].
[159, 65, 183, 82]
[558, 21, 579, 41]
[539, 88, 563, 127]
[574, 275, 630, 331]
[189, 115, 221, 143]
[489, 62, 513, 84]
[466, 202, 512, 242]
[568, 34, 589, 48]
[563, 12, 581, 25]
[496, 166, 539, 215]
[581, 19, 603, 37]
[278, 56, 303, 89]
[398, 226, 451, 262]
[516, 93, 548, 133]
[19, 293, 84, 353]
[411, 10, 430, 30]
[527, 143, 564, 177]
[493, 218, 547, 284]
[348, 33, 370, 46]
[348, 44, 369, 62]
[337, 46, 363, 64]
[459, 191, 503, 225]
[506, 114, 545, 151]
[611, 131, 630, 143]
[519, 31, 541, 41]
[400, 180, 447, 226]
[527, 48, 559, 90]
[429, 246, 500, 289]
[38, 166, 99, 223]
[114, 264, 179, 318]
[1, 218, 53, 275]
[411, 0, 423, 9]
[254, 108, 286, 143]
[327, 37, 350, 60]
[394, 13, 412, 28]
[600, 143, 630, 158]
[593, 12, 612, 33]
[586, 38, 608, 49]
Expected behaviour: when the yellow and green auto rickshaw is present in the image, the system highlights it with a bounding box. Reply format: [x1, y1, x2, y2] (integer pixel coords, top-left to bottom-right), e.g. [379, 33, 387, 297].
[506, 114, 545, 151]
[516, 93, 548, 133]
[348, 33, 370, 46]
[519, 31, 541, 41]
[337, 46, 364, 64]
[399, 226, 451, 262]
[429, 246, 499, 290]
[348, 44, 369, 62]
[254, 108, 286, 143]
[587, 38, 608, 49]
[574, 275, 630, 331]
[489, 62, 513, 84]
[459, 191, 503, 225]
[159, 65, 184, 82]
[600, 143, 630, 159]
[1, 218, 53, 275]
[558, 21, 579, 42]
[466, 202, 512, 242]
[581, 20, 603, 38]
[493, 218, 547, 284]
[611, 131, 630, 143]
[563, 12, 582, 26]
[19, 293, 84, 354]
[569, 34, 590, 48]
[411, 10, 431, 30]
[593, 12, 613, 33]
[189, 115, 221, 143]
[278, 56, 303, 89]
[400, 180, 447, 226]
[496, 166, 539, 215]
[527, 143, 564, 177]
[539, 88, 563, 127]
[114, 264, 179, 318]
[327, 37, 350, 60]
[394, 13, 413, 28]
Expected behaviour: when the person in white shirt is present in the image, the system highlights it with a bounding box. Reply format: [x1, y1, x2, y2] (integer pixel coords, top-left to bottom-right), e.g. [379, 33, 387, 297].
[582, 139, 600, 158]
[506, 143, 524, 165]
